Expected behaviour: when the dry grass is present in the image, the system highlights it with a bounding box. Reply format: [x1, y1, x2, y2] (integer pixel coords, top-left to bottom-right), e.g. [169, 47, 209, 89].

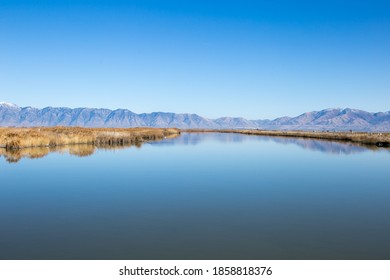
[2, 127, 388, 163]
[184, 129, 390, 147]
[0, 127, 180, 150]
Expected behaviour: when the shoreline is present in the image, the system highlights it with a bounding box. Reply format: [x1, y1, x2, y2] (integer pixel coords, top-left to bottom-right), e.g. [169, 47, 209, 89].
[1, 127, 389, 150]
[183, 129, 390, 147]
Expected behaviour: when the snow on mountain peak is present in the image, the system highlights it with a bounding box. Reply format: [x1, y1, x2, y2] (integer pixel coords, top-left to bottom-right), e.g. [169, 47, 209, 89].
[0, 102, 19, 108]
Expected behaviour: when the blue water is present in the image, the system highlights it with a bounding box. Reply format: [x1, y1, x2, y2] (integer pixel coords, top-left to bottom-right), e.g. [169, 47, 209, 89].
[0, 133, 389, 259]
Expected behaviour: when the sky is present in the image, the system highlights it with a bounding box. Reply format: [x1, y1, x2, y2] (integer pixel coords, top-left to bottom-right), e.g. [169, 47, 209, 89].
[0, 0, 389, 119]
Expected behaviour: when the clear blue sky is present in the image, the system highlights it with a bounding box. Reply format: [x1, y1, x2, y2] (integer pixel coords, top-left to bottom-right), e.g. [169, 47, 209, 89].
[0, 0, 389, 119]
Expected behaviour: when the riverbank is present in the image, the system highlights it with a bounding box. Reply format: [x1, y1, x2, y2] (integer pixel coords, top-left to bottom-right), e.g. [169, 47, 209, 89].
[0, 127, 180, 149]
[1, 127, 389, 150]
[184, 129, 390, 147]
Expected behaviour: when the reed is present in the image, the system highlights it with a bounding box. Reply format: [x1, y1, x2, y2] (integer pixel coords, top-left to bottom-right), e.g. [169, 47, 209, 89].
[2, 126, 388, 151]
[0, 127, 180, 150]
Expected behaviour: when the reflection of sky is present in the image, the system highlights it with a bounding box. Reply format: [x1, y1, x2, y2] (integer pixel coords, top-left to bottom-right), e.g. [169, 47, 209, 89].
[1, 132, 390, 259]
[151, 133, 389, 155]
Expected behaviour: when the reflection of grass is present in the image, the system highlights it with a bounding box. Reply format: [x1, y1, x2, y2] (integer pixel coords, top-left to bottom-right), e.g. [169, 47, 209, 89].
[0, 144, 132, 163]
[184, 129, 390, 146]
[0, 144, 141, 163]
[0, 147, 50, 163]
[0, 127, 180, 149]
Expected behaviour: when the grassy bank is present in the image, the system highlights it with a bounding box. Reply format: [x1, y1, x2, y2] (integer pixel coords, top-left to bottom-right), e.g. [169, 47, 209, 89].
[1, 127, 389, 151]
[0, 127, 180, 150]
[184, 129, 390, 147]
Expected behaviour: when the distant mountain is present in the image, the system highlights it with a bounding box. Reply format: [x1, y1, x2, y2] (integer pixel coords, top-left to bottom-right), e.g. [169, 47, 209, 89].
[265, 108, 390, 131]
[1, 102, 389, 131]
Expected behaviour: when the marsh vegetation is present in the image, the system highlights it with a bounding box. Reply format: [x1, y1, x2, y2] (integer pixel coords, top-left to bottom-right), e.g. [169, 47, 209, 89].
[0, 127, 180, 150]
[0, 127, 180, 162]
[1, 127, 389, 163]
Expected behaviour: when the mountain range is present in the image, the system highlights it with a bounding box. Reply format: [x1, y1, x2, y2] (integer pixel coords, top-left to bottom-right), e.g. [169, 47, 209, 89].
[1, 102, 389, 131]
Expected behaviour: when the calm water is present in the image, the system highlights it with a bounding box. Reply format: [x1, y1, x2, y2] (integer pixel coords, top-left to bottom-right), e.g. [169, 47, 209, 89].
[1, 133, 389, 260]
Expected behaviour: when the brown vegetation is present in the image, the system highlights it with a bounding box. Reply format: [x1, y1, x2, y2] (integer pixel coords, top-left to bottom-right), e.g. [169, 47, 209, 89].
[184, 129, 390, 147]
[2, 127, 389, 163]
[0, 127, 180, 150]
[0, 127, 180, 163]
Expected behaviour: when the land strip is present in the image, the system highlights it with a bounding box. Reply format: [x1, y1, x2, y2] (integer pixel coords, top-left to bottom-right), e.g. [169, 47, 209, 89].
[0, 127, 180, 150]
[1, 127, 389, 150]
[184, 129, 390, 147]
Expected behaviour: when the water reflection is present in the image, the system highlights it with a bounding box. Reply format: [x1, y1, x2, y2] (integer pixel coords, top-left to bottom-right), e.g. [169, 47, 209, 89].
[152, 133, 389, 155]
[1, 133, 389, 163]
[0, 143, 137, 163]
[1, 132, 390, 260]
